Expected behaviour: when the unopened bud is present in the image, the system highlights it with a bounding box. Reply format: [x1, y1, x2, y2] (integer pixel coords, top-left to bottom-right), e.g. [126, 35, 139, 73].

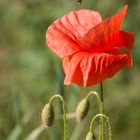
[85, 131, 96, 140]
[76, 98, 89, 121]
[41, 103, 54, 127]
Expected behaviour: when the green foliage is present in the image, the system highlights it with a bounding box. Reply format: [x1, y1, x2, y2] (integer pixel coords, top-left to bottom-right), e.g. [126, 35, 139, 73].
[0, 0, 140, 140]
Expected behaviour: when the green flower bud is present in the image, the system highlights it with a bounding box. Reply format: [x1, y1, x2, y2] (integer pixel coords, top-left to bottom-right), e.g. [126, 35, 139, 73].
[41, 103, 54, 127]
[85, 131, 96, 140]
[76, 98, 89, 121]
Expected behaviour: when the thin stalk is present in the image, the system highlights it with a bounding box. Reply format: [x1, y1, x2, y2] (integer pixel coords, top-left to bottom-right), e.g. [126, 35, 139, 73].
[86, 91, 101, 111]
[86, 90, 104, 140]
[100, 82, 104, 140]
[49, 95, 68, 140]
[89, 114, 112, 140]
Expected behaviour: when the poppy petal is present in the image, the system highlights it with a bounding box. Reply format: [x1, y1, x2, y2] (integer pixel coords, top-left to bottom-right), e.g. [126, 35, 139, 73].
[82, 5, 128, 50]
[46, 24, 81, 58]
[82, 51, 132, 86]
[46, 10, 102, 57]
[63, 52, 87, 86]
[63, 50, 132, 87]
[59, 10, 102, 42]
[63, 57, 69, 74]
[80, 54, 94, 86]
[112, 30, 134, 49]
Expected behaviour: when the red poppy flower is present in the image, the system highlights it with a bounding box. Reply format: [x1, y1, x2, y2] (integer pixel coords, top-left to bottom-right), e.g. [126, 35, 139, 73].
[46, 5, 134, 87]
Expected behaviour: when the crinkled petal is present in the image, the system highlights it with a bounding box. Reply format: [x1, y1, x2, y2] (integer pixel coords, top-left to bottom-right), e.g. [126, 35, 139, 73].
[57, 9, 102, 42]
[63, 52, 87, 86]
[112, 30, 134, 49]
[46, 10, 102, 57]
[84, 51, 132, 86]
[63, 56, 70, 74]
[63, 49, 132, 87]
[46, 24, 81, 58]
[80, 54, 94, 86]
[82, 5, 128, 50]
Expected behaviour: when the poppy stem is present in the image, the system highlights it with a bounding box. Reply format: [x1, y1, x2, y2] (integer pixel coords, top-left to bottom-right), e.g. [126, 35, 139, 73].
[100, 82, 104, 107]
[100, 81, 104, 140]
[86, 91, 101, 112]
[49, 95, 68, 140]
[89, 114, 112, 140]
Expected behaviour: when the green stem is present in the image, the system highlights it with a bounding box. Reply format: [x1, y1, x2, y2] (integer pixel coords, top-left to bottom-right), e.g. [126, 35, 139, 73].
[89, 114, 112, 140]
[100, 82, 104, 140]
[49, 95, 68, 140]
[86, 91, 101, 111]
[86, 88, 104, 140]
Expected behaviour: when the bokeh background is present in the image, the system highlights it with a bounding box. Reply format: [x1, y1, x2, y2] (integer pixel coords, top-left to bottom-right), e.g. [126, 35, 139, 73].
[0, 0, 140, 140]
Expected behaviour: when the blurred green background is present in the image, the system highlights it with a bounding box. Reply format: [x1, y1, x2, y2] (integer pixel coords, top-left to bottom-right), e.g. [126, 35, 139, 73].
[0, 0, 140, 140]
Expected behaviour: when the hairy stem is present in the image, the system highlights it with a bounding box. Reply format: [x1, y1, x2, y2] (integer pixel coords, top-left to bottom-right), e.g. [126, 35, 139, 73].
[49, 95, 68, 140]
[89, 114, 112, 140]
